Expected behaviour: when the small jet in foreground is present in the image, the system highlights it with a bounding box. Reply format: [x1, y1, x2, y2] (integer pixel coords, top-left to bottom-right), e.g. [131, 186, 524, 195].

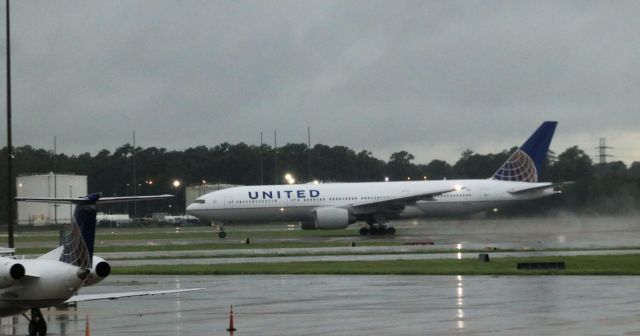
[6, 193, 202, 336]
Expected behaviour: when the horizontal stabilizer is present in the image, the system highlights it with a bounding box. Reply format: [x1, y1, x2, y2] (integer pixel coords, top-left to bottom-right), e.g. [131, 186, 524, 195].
[95, 195, 174, 204]
[17, 193, 173, 269]
[64, 288, 204, 303]
[16, 194, 173, 204]
[508, 182, 574, 195]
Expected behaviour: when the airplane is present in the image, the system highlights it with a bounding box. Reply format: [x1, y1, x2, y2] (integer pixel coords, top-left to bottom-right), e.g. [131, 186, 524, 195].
[7, 193, 202, 336]
[187, 121, 565, 238]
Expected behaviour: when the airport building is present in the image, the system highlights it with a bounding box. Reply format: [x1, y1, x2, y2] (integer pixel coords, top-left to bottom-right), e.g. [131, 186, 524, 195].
[17, 173, 88, 226]
[184, 183, 237, 210]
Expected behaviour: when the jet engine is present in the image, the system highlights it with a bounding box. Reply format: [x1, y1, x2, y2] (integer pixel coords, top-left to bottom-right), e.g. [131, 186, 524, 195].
[83, 256, 111, 287]
[0, 259, 25, 289]
[300, 207, 355, 230]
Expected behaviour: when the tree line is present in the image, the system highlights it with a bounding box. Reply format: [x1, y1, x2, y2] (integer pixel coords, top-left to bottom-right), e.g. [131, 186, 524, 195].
[1, 143, 639, 221]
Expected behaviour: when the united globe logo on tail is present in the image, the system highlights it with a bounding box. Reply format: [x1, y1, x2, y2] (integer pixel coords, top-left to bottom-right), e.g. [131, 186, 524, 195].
[492, 149, 538, 182]
[491, 121, 557, 183]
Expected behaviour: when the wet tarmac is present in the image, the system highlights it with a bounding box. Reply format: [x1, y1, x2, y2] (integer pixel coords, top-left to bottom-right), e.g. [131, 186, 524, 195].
[2, 216, 640, 335]
[14, 215, 640, 250]
[2, 275, 639, 336]
[97, 215, 640, 266]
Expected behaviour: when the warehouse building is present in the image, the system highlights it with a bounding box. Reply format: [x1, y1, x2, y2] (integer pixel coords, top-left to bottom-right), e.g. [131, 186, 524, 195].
[17, 173, 88, 226]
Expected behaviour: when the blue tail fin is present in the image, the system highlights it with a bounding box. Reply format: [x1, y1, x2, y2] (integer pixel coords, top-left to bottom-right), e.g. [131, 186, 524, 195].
[491, 121, 557, 182]
[61, 193, 101, 269]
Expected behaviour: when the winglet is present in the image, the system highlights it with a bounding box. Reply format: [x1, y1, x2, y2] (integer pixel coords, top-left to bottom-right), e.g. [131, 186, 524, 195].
[491, 121, 557, 182]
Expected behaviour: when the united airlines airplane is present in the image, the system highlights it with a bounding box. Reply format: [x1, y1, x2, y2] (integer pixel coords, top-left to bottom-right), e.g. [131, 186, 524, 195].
[187, 122, 563, 238]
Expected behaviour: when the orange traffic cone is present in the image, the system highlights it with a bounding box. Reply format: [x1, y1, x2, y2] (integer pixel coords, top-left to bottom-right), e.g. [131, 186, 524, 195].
[226, 305, 237, 332]
[85, 314, 91, 336]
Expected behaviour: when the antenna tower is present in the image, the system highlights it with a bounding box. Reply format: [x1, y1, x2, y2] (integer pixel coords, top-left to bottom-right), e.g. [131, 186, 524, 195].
[596, 138, 613, 164]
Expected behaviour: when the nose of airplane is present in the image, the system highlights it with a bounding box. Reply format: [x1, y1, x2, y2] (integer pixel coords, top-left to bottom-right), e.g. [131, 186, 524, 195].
[186, 202, 198, 214]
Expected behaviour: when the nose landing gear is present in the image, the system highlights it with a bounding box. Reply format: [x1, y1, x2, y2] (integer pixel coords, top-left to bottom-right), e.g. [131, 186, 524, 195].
[25, 308, 47, 336]
[214, 222, 227, 239]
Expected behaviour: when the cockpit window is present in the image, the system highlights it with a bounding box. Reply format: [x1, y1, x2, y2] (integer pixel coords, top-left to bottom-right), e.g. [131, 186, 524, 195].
[194, 199, 205, 204]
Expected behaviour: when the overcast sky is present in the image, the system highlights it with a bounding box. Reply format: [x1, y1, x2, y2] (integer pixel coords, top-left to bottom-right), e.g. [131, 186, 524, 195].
[1, 1, 639, 165]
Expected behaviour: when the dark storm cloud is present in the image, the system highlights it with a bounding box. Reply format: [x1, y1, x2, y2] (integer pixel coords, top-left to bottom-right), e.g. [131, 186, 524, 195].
[1, 1, 639, 164]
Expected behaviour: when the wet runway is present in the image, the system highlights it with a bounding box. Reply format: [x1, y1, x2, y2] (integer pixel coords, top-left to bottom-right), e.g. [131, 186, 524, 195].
[2, 275, 639, 336]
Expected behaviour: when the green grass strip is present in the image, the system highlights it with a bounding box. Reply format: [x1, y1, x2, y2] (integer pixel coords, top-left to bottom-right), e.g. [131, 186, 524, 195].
[14, 227, 363, 243]
[111, 254, 640, 276]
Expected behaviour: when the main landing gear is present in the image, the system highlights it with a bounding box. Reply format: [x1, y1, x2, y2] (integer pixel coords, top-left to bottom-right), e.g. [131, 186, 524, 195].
[359, 224, 396, 236]
[359, 214, 396, 236]
[25, 308, 47, 336]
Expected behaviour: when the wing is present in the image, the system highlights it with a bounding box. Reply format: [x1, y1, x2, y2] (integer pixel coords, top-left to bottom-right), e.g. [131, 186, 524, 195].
[64, 288, 204, 303]
[351, 187, 457, 214]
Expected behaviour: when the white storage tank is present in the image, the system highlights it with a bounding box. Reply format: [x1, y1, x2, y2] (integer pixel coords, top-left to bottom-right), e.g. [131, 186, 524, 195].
[17, 173, 88, 226]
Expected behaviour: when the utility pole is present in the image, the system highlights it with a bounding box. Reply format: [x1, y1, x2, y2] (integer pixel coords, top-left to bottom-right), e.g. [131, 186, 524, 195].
[259, 132, 264, 185]
[274, 130, 278, 185]
[307, 126, 311, 182]
[53, 136, 57, 225]
[132, 131, 137, 219]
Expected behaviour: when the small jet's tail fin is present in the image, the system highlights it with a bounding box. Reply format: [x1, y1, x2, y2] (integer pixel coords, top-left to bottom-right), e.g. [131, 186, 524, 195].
[16, 194, 173, 268]
[491, 121, 557, 182]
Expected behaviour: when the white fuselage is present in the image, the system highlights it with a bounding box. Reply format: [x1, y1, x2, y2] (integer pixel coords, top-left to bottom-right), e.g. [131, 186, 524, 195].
[187, 179, 557, 224]
[0, 258, 84, 316]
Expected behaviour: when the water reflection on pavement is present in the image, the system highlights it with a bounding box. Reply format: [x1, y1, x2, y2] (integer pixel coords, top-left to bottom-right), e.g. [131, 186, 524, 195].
[2, 275, 639, 336]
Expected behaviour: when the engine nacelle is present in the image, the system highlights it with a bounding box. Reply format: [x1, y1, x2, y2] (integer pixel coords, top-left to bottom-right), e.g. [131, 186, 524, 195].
[301, 207, 354, 230]
[0, 259, 25, 289]
[83, 256, 111, 287]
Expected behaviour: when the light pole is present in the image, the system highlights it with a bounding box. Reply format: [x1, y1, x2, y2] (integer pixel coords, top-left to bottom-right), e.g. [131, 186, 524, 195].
[144, 180, 153, 215]
[172, 180, 181, 214]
